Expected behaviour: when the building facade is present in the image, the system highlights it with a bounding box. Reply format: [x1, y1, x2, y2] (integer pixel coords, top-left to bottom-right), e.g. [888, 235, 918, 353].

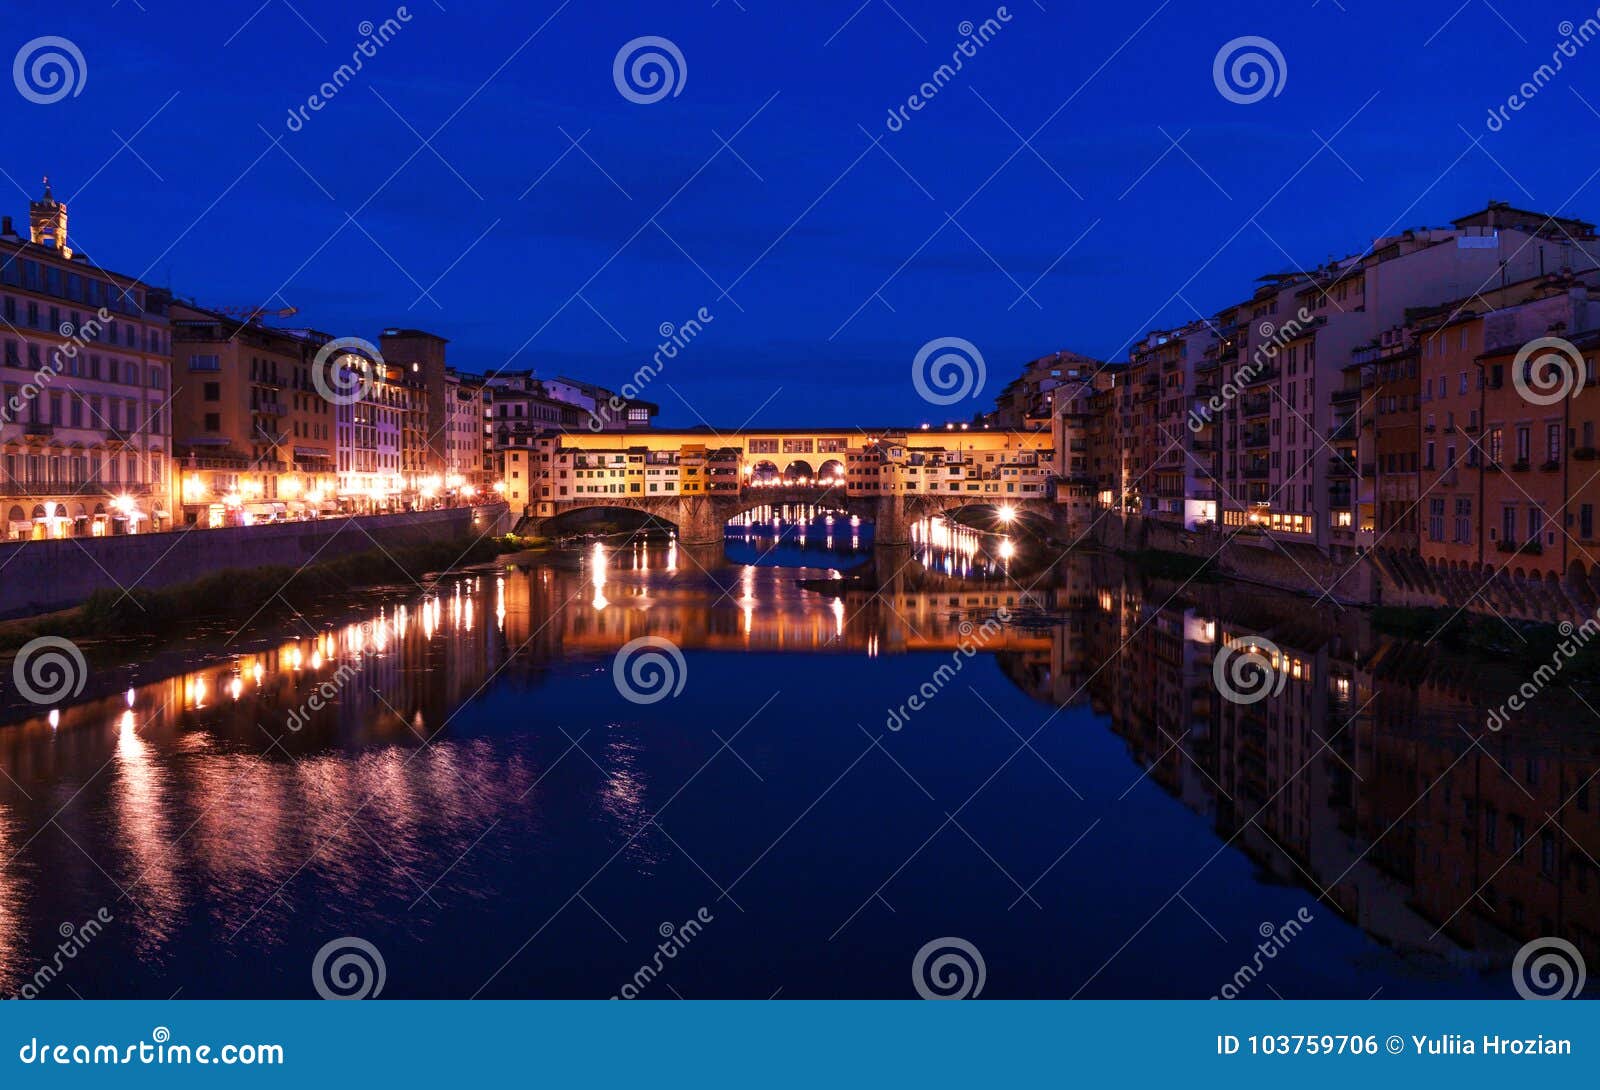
[0, 184, 175, 539]
[168, 302, 338, 526]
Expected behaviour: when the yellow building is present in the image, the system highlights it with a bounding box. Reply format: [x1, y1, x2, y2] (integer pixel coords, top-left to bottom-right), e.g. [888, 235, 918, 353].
[168, 302, 338, 526]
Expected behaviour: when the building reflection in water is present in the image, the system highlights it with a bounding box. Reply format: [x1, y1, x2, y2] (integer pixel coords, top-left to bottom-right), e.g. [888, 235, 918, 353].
[0, 543, 1593, 993]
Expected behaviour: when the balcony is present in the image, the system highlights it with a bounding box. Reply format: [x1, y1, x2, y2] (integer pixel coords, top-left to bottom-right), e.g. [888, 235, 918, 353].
[1240, 366, 1280, 387]
[1329, 421, 1357, 441]
[1326, 457, 1354, 478]
[1497, 539, 1543, 556]
[1331, 387, 1360, 404]
[1241, 395, 1270, 417]
[1242, 466, 1270, 480]
[22, 420, 53, 438]
[1242, 428, 1271, 448]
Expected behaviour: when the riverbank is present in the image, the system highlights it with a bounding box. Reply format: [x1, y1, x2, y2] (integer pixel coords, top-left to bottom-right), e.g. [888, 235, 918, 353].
[0, 503, 512, 618]
[0, 533, 542, 651]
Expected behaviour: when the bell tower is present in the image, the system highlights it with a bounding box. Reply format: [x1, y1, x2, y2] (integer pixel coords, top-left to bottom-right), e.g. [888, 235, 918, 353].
[29, 177, 71, 258]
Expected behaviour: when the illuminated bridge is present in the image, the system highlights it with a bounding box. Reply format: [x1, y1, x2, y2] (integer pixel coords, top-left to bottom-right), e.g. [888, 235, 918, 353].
[508, 426, 1062, 544]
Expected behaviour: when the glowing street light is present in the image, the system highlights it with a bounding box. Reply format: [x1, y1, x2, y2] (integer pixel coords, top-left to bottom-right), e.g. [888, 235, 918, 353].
[998, 504, 1016, 524]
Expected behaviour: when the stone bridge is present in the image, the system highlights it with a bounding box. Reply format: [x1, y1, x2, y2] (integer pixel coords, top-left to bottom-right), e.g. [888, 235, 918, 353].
[525, 486, 1058, 546]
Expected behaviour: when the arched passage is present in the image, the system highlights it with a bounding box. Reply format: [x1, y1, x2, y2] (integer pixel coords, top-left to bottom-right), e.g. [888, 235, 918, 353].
[749, 460, 780, 485]
[817, 459, 845, 485]
[783, 460, 814, 484]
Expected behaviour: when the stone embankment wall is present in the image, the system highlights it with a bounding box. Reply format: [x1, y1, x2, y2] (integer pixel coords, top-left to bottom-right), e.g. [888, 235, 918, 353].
[1094, 514, 1600, 624]
[0, 503, 510, 618]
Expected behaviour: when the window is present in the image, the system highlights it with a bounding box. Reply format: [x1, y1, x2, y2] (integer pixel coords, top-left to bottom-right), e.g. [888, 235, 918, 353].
[1548, 423, 1562, 465]
[1455, 499, 1472, 544]
[1487, 427, 1503, 465]
[1428, 498, 1445, 542]
[204, 413, 220, 432]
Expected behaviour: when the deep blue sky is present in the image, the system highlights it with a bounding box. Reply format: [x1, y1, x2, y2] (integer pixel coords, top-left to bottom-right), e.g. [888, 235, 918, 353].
[4, 0, 1588, 425]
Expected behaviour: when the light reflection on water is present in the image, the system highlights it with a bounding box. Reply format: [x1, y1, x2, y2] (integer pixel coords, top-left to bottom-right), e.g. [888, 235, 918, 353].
[0, 544, 1592, 997]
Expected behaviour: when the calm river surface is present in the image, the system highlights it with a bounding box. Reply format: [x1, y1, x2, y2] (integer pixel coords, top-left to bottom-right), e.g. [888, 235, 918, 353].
[0, 513, 1594, 999]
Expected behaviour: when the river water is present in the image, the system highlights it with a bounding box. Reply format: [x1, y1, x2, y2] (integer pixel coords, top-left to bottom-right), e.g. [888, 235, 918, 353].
[0, 512, 1593, 999]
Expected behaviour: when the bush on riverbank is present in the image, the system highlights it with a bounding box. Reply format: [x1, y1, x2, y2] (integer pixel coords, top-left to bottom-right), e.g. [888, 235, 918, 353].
[3, 534, 539, 644]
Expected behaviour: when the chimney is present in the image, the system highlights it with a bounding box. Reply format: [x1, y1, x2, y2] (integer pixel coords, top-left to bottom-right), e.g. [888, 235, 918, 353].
[0, 216, 13, 237]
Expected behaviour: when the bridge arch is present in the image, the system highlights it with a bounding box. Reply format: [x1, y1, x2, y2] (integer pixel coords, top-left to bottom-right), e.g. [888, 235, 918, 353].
[749, 460, 780, 485]
[817, 459, 845, 485]
[783, 460, 814, 484]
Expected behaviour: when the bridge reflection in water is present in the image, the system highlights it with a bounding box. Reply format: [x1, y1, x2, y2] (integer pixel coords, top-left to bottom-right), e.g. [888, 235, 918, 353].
[0, 545, 1593, 997]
